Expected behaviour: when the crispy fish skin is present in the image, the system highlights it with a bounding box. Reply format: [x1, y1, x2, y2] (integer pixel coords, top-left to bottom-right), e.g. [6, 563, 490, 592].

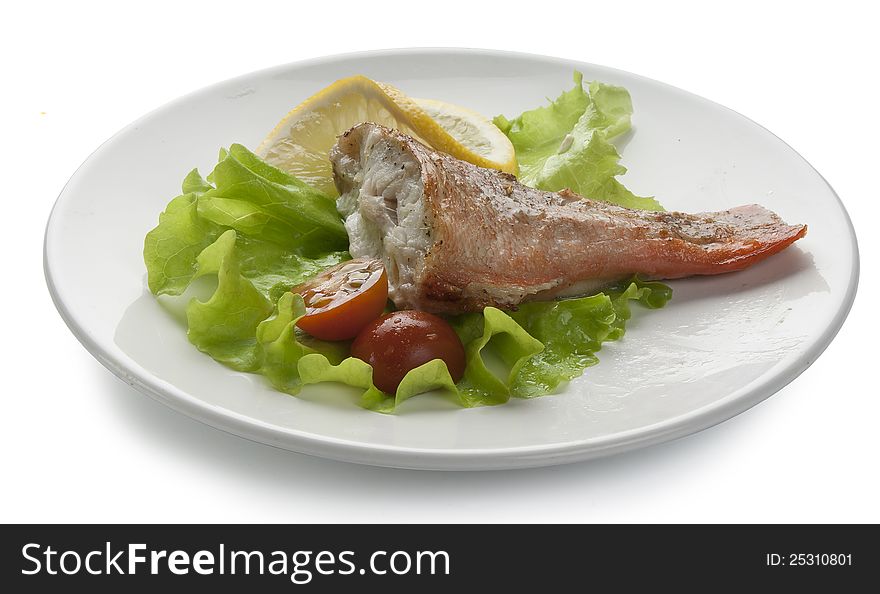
[331, 123, 807, 314]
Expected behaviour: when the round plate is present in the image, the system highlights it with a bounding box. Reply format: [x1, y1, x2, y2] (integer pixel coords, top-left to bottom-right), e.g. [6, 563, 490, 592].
[45, 49, 858, 470]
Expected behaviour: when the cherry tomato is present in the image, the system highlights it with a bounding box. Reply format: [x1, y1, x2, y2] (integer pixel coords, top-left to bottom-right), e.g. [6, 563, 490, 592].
[291, 258, 388, 341]
[351, 311, 466, 395]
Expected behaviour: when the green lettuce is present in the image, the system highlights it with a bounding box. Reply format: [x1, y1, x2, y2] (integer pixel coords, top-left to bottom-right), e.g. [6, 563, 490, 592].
[451, 307, 544, 407]
[144, 145, 349, 368]
[142, 171, 223, 295]
[288, 278, 671, 412]
[199, 144, 348, 254]
[509, 279, 671, 397]
[256, 292, 349, 392]
[494, 72, 663, 211]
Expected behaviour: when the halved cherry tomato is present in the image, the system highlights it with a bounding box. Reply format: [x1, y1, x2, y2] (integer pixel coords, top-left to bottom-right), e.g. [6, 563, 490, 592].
[351, 311, 466, 395]
[291, 258, 388, 341]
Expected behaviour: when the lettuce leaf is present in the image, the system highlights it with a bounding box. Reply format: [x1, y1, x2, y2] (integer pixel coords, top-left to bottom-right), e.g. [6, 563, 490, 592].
[286, 278, 670, 412]
[494, 72, 663, 211]
[256, 292, 349, 392]
[143, 176, 222, 295]
[185, 230, 273, 369]
[509, 279, 672, 397]
[198, 144, 348, 254]
[144, 147, 349, 368]
[301, 356, 461, 414]
[451, 308, 545, 407]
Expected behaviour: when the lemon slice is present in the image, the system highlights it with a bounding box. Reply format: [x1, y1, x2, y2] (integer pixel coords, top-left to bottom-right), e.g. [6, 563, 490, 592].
[257, 75, 517, 196]
[413, 97, 516, 172]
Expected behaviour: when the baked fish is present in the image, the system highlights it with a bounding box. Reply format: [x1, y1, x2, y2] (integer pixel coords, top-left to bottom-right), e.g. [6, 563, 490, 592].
[331, 123, 807, 314]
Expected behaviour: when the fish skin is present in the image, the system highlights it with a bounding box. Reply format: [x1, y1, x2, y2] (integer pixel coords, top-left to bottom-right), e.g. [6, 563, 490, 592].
[331, 123, 807, 314]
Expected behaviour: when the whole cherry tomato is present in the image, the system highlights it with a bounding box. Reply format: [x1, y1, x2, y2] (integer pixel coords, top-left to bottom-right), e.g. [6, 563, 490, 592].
[351, 310, 466, 394]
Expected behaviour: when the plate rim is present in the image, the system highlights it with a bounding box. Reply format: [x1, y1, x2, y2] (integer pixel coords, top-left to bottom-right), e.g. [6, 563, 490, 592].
[43, 47, 860, 470]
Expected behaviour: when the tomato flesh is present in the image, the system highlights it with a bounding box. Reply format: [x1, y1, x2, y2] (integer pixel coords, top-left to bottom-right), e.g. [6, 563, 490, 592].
[292, 258, 388, 341]
[351, 311, 466, 395]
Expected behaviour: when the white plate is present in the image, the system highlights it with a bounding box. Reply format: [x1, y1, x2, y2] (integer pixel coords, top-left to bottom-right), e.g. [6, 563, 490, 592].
[44, 49, 858, 470]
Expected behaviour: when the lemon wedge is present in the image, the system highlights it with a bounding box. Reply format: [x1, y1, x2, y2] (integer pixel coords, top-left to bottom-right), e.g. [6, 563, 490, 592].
[257, 75, 517, 196]
[413, 97, 516, 172]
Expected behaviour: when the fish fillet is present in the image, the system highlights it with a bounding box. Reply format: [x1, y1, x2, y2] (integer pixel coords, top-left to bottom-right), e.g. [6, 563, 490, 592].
[331, 123, 807, 314]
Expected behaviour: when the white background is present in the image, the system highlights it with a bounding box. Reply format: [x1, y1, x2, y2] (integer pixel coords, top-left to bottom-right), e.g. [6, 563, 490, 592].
[2, 0, 877, 522]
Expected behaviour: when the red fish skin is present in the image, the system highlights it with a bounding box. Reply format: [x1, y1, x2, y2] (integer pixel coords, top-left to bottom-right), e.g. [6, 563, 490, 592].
[332, 123, 807, 314]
